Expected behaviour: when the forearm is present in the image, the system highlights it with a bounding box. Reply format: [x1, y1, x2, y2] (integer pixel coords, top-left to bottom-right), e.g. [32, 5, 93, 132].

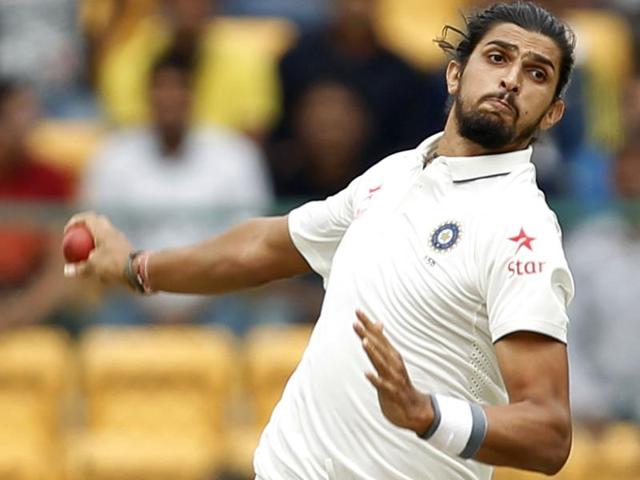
[357, 310, 572, 475]
[145, 216, 309, 295]
[411, 394, 570, 475]
[475, 400, 571, 474]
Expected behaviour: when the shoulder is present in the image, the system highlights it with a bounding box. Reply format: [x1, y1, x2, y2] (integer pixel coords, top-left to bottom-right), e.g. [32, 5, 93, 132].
[489, 165, 556, 218]
[364, 148, 418, 178]
[474, 171, 564, 247]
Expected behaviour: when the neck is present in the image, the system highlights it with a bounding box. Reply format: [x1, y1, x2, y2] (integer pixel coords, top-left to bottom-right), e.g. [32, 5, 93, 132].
[437, 112, 531, 157]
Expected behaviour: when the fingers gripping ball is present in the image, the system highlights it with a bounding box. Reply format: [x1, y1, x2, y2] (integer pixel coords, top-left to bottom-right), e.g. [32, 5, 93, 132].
[62, 224, 95, 263]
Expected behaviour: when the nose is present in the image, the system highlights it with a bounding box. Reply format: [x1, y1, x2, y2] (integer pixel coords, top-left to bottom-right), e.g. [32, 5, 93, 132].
[500, 66, 521, 95]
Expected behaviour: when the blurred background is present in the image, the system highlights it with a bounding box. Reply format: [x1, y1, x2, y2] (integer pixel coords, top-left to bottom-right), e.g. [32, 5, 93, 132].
[0, 0, 639, 478]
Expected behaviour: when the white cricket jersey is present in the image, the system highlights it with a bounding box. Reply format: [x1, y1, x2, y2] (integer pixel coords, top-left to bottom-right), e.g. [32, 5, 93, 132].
[254, 132, 574, 480]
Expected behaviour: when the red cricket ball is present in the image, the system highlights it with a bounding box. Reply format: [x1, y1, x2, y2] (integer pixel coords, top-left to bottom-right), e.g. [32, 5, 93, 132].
[62, 224, 95, 263]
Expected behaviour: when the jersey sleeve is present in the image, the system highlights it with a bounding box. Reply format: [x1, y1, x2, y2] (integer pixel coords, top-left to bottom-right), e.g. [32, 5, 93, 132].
[287, 176, 362, 284]
[478, 202, 574, 343]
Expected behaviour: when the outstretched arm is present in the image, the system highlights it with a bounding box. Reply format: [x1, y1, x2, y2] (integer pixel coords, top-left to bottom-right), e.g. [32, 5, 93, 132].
[64, 212, 311, 294]
[354, 311, 571, 475]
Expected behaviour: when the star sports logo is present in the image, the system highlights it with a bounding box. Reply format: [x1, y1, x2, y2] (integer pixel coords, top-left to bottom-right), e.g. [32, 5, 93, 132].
[507, 228, 544, 277]
[508, 227, 535, 254]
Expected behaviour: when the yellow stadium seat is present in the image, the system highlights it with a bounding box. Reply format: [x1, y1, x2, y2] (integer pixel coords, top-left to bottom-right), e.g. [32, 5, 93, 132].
[0, 441, 60, 480]
[79, 326, 237, 456]
[0, 327, 72, 480]
[375, 0, 466, 70]
[96, 15, 284, 131]
[80, 0, 158, 41]
[566, 9, 634, 152]
[555, 426, 602, 480]
[223, 424, 263, 478]
[598, 423, 640, 480]
[66, 432, 220, 480]
[0, 326, 72, 391]
[0, 327, 72, 440]
[243, 324, 312, 428]
[213, 16, 298, 60]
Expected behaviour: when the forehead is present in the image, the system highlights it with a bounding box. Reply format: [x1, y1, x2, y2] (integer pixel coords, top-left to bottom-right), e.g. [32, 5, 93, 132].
[476, 23, 562, 68]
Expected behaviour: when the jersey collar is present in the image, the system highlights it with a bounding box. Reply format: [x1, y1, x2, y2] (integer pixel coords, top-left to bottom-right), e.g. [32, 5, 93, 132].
[417, 132, 533, 183]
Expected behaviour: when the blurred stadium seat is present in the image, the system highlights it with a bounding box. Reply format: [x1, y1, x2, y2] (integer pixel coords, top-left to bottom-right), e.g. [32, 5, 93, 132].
[0, 327, 73, 480]
[243, 323, 312, 429]
[598, 423, 640, 480]
[71, 326, 238, 478]
[566, 8, 634, 152]
[213, 16, 298, 59]
[223, 423, 263, 478]
[0, 443, 54, 480]
[222, 324, 312, 476]
[66, 432, 218, 480]
[94, 14, 291, 131]
[80, 0, 158, 42]
[375, 0, 465, 69]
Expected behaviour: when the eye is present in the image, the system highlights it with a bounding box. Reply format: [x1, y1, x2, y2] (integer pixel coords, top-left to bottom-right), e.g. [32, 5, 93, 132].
[529, 69, 547, 82]
[488, 53, 506, 64]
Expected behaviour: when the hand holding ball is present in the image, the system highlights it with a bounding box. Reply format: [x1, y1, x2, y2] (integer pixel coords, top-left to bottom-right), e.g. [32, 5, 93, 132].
[62, 224, 95, 263]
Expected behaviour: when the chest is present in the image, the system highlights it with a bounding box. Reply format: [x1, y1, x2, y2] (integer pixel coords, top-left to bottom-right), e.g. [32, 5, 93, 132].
[332, 168, 484, 330]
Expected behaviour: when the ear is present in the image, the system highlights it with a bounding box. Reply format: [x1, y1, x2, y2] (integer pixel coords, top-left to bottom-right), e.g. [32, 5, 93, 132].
[539, 98, 565, 131]
[445, 60, 463, 96]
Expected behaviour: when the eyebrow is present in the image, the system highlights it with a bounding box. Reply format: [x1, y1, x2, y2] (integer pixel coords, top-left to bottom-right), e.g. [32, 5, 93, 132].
[485, 39, 556, 72]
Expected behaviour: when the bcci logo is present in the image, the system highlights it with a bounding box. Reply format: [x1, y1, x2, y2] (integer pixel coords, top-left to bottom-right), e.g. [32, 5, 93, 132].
[431, 221, 462, 252]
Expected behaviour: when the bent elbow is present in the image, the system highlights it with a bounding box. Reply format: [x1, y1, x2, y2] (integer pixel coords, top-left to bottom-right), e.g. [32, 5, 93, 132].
[540, 420, 572, 475]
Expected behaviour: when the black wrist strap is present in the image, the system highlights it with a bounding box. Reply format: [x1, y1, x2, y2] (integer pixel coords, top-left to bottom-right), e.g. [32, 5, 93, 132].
[123, 250, 146, 294]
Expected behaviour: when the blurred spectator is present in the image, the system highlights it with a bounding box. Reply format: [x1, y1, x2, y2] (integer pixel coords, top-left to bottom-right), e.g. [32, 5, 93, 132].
[272, 0, 447, 168]
[566, 78, 640, 425]
[82, 50, 272, 326]
[623, 76, 640, 138]
[268, 79, 371, 199]
[0, 80, 75, 330]
[613, 0, 640, 70]
[0, 0, 95, 118]
[567, 139, 640, 425]
[90, 0, 279, 135]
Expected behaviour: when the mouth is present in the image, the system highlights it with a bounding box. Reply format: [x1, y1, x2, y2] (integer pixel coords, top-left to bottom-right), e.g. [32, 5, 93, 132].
[483, 97, 516, 117]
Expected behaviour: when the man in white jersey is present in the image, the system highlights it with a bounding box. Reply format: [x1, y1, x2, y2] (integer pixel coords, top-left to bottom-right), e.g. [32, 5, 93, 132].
[64, 2, 576, 478]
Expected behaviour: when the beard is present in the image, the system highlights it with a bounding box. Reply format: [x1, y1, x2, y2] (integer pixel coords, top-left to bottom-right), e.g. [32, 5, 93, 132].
[454, 94, 542, 151]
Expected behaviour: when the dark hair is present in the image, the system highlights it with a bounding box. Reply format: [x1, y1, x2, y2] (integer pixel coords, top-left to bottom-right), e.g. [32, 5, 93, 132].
[150, 48, 196, 84]
[435, 1, 576, 98]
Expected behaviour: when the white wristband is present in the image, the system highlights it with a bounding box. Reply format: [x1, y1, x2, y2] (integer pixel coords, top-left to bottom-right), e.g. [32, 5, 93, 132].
[420, 394, 488, 459]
